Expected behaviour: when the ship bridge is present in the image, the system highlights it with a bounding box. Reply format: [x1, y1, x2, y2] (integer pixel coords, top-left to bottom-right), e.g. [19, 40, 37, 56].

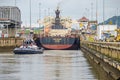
[51, 8, 65, 29]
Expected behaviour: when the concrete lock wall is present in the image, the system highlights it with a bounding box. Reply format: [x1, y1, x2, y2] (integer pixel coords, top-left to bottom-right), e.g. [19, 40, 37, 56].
[81, 41, 120, 80]
[81, 41, 120, 61]
[0, 38, 24, 51]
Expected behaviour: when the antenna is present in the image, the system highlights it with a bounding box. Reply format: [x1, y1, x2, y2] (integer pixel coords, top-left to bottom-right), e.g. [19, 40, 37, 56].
[57, 1, 60, 7]
[57, 0, 61, 10]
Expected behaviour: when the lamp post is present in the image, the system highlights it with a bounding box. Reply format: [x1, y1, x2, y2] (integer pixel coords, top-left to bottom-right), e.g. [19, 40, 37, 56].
[103, 0, 105, 25]
[96, 0, 98, 21]
[7, 24, 8, 37]
[15, 0, 16, 6]
[29, 0, 33, 39]
[39, 2, 41, 28]
[102, 0, 105, 41]
[91, 2, 93, 21]
[5, 24, 9, 37]
[15, 0, 17, 37]
[30, 0, 31, 29]
[116, 8, 118, 27]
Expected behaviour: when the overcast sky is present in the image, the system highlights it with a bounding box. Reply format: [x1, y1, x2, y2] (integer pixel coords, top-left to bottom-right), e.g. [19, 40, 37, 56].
[0, 0, 120, 27]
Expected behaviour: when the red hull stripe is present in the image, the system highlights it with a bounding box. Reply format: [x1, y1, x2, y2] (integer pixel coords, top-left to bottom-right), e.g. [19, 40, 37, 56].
[42, 44, 72, 50]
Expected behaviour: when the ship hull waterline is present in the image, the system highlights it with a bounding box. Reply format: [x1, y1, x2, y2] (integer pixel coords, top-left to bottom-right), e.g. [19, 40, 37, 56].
[41, 44, 79, 50]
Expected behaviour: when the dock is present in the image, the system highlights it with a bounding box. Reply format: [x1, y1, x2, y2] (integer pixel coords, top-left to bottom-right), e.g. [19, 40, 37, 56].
[0, 38, 24, 52]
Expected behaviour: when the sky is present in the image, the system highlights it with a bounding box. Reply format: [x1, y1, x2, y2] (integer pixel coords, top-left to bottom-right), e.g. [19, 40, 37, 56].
[0, 0, 120, 27]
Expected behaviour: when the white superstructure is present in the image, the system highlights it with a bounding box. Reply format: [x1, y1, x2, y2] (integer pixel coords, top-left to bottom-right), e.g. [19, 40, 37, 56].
[97, 25, 117, 40]
[0, 6, 21, 23]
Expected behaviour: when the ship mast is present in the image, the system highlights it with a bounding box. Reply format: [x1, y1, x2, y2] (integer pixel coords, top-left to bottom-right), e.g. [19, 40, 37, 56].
[55, 6, 60, 25]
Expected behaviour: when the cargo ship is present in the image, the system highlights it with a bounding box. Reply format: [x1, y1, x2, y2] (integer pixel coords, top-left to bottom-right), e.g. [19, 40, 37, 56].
[34, 7, 80, 50]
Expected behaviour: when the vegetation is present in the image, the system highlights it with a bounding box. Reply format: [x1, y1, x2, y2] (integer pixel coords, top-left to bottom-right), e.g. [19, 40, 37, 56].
[100, 16, 120, 27]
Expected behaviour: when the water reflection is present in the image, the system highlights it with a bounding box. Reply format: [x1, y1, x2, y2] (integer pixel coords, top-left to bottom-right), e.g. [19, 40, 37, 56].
[0, 50, 97, 80]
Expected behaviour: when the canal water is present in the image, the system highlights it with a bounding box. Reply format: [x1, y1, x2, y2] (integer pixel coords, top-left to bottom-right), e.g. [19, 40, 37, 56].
[0, 50, 98, 80]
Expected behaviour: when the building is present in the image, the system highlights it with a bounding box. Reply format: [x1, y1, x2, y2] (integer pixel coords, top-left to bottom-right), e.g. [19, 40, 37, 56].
[78, 17, 98, 41]
[97, 25, 117, 40]
[78, 16, 89, 29]
[0, 6, 21, 37]
[88, 21, 97, 29]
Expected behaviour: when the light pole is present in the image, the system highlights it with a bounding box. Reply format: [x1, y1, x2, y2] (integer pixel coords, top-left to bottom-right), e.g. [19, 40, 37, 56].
[103, 0, 105, 41]
[103, 0, 105, 25]
[116, 8, 118, 27]
[96, 0, 98, 22]
[30, 0, 31, 29]
[5, 24, 9, 37]
[15, 0, 17, 37]
[39, 2, 41, 28]
[15, 0, 16, 6]
[91, 2, 93, 21]
[85, 8, 90, 20]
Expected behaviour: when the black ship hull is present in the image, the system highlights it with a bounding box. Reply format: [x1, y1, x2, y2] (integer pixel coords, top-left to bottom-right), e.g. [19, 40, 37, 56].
[35, 37, 80, 50]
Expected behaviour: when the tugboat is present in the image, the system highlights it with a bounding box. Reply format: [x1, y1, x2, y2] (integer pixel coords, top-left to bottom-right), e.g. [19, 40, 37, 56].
[13, 40, 44, 54]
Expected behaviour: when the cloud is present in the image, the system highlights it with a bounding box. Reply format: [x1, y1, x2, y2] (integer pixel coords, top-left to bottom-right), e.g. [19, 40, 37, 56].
[0, 0, 120, 25]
